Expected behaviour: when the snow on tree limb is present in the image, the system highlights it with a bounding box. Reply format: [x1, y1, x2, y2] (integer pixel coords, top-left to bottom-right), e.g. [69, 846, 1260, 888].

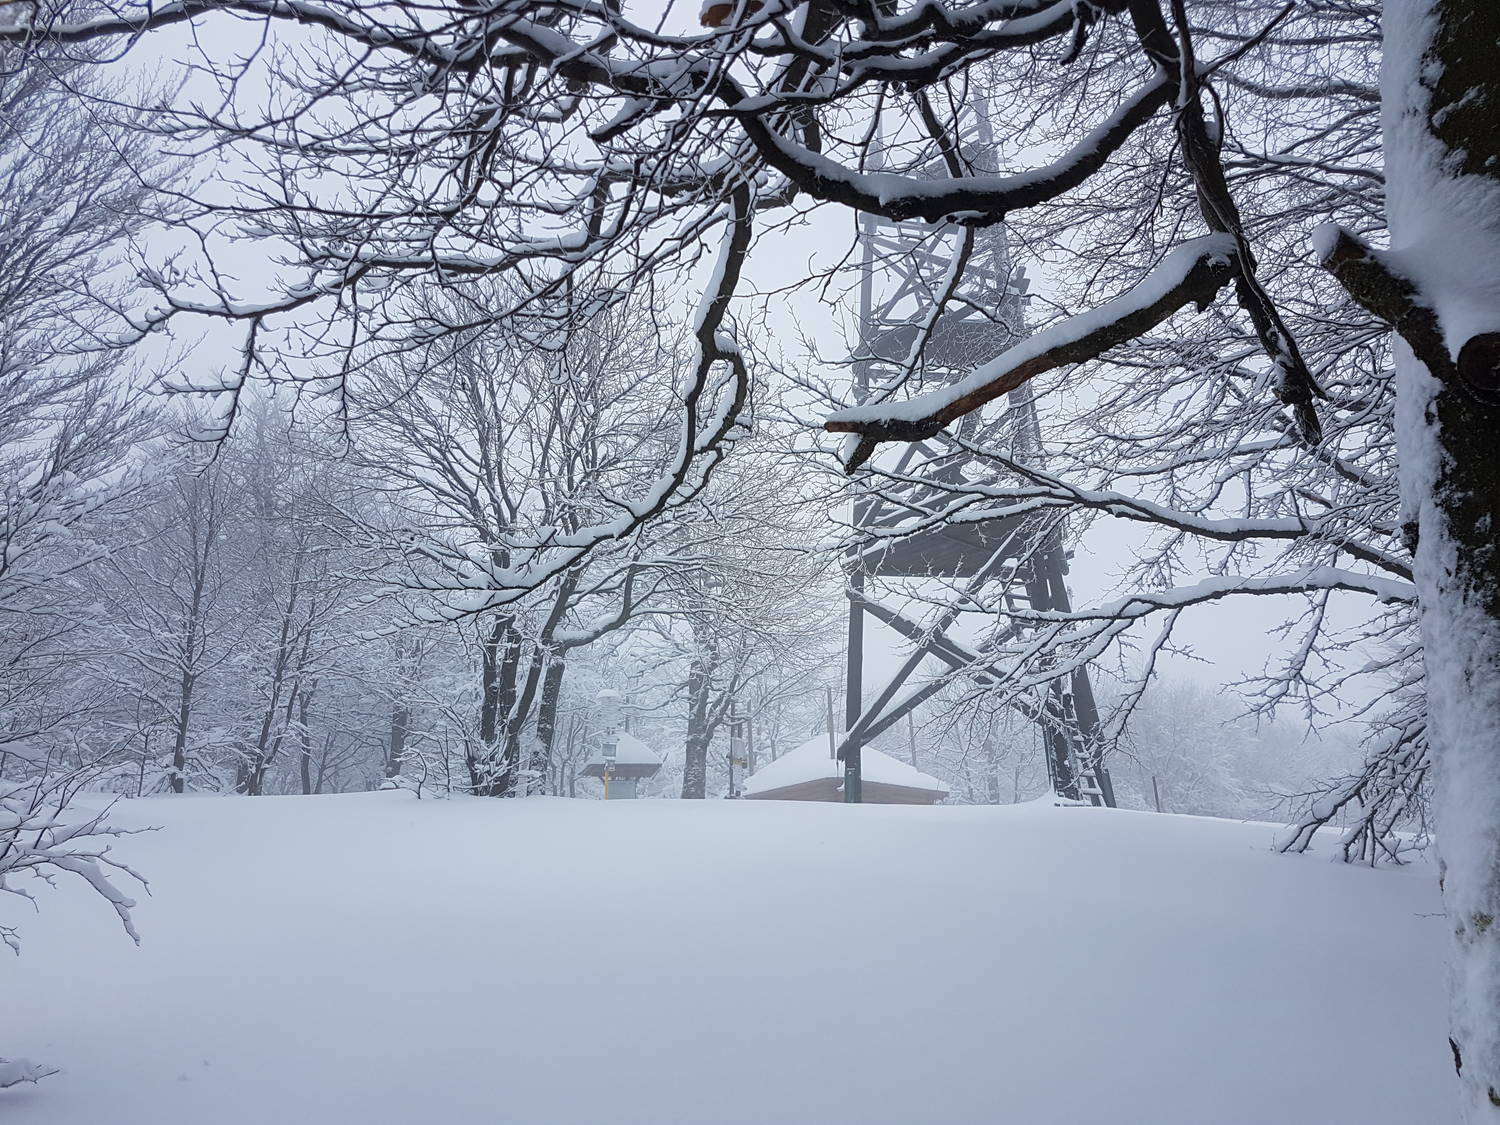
[1046, 567, 1416, 622]
[1316, 216, 1500, 524]
[0, 1058, 59, 1088]
[875, 463, 1412, 581]
[1315, 226, 1449, 366]
[1, 775, 149, 953]
[824, 234, 1238, 471]
[0, 0, 439, 53]
[735, 67, 1174, 225]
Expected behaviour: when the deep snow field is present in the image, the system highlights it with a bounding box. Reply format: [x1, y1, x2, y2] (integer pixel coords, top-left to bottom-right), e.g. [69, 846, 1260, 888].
[2, 792, 1449, 1124]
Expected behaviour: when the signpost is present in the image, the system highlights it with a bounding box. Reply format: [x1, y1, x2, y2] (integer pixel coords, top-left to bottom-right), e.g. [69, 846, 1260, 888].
[727, 702, 753, 798]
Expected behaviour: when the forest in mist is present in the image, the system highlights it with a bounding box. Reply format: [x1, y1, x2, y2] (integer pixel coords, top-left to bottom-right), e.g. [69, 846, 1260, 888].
[1, 0, 1402, 836]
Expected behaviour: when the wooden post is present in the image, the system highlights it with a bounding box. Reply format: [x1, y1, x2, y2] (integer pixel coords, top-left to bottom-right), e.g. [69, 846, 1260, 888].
[844, 581, 863, 804]
[746, 708, 756, 775]
[825, 687, 837, 759]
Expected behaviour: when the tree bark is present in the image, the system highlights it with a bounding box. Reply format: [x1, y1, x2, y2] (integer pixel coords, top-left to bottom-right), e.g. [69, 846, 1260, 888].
[681, 640, 715, 799]
[531, 657, 567, 796]
[384, 636, 419, 781]
[169, 666, 196, 795]
[238, 553, 309, 796]
[983, 730, 1002, 805]
[167, 521, 213, 794]
[474, 617, 521, 796]
[1380, 2, 1500, 1115]
[297, 682, 316, 796]
[384, 700, 411, 781]
[682, 732, 710, 799]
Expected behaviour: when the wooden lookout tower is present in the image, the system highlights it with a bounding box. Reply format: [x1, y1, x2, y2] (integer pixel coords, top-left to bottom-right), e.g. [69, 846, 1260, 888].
[836, 102, 1115, 809]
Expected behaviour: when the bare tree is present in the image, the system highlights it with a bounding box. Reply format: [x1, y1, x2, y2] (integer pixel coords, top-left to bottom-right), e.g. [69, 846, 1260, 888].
[630, 451, 837, 798]
[225, 406, 358, 795]
[343, 293, 687, 794]
[0, 21, 161, 991]
[95, 448, 246, 792]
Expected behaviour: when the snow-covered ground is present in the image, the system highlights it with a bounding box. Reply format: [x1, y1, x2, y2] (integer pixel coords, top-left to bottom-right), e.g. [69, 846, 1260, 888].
[2, 793, 1449, 1124]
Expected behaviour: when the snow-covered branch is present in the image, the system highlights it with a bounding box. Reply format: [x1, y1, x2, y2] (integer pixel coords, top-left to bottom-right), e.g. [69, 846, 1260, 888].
[0, 773, 147, 953]
[825, 235, 1238, 469]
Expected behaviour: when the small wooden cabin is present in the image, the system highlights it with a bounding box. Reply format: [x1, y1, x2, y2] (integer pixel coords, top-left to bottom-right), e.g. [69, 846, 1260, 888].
[742, 733, 948, 805]
[580, 731, 663, 798]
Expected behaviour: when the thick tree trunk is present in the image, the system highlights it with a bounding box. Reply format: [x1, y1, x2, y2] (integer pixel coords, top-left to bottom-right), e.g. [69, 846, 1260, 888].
[983, 732, 1002, 805]
[297, 683, 316, 796]
[169, 669, 195, 795]
[1383, 1, 1500, 1115]
[530, 657, 566, 795]
[474, 617, 521, 796]
[384, 700, 411, 781]
[502, 646, 550, 796]
[475, 618, 502, 794]
[681, 641, 715, 799]
[313, 731, 334, 794]
[384, 635, 417, 781]
[168, 551, 211, 794]
[682, 733, 710, 799]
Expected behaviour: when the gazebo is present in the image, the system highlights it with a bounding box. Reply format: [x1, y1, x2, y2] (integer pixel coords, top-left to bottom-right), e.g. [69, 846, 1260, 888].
[742, 732, 948, 804]
[580, 730, 663, 799]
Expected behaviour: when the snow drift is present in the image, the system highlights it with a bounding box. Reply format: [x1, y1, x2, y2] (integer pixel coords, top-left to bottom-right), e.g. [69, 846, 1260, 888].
[0, 792, 1448, 1124]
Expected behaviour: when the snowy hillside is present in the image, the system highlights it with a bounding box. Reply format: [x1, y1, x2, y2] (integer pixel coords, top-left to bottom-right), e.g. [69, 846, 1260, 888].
[2, 794, 1448, 1124]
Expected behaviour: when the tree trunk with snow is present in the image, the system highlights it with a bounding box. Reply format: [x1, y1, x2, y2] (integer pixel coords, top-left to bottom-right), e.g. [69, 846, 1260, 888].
[168, 666, 197, 795]
[297, 684, 316, 796]
[681, 642, 715, 800]
[473, 617, 523, 797]
[382, 635, 419, 781]
[164, 483, 223, 795]
[530, 657, 566, 794]
[983, 730, 1002, 806]
[384, 699, 411, 781]
[1382, 1, 1500, 1115]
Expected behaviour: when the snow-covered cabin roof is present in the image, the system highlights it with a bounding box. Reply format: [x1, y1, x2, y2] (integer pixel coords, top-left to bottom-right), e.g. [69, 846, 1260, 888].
[743, 732, 948, 802]
[580, 731, 664, 780]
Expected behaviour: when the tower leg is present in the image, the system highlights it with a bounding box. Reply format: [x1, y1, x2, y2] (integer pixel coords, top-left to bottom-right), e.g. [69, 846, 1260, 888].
[1043, 680, 1080, 802]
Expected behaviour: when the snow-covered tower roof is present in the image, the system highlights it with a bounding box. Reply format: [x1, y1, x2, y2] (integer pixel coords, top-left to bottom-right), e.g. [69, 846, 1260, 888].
[743, 733, 948, 804]
[579, 689, 661, 798]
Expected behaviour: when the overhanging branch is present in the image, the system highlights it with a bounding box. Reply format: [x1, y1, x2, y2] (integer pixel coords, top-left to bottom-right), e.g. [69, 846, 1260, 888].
[824, 234, 1237, 471]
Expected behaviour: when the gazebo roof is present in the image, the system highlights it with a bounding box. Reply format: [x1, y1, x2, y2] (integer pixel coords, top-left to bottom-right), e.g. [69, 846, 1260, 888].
[743, 732, 948, 803]
[580, 731, 664, 781]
